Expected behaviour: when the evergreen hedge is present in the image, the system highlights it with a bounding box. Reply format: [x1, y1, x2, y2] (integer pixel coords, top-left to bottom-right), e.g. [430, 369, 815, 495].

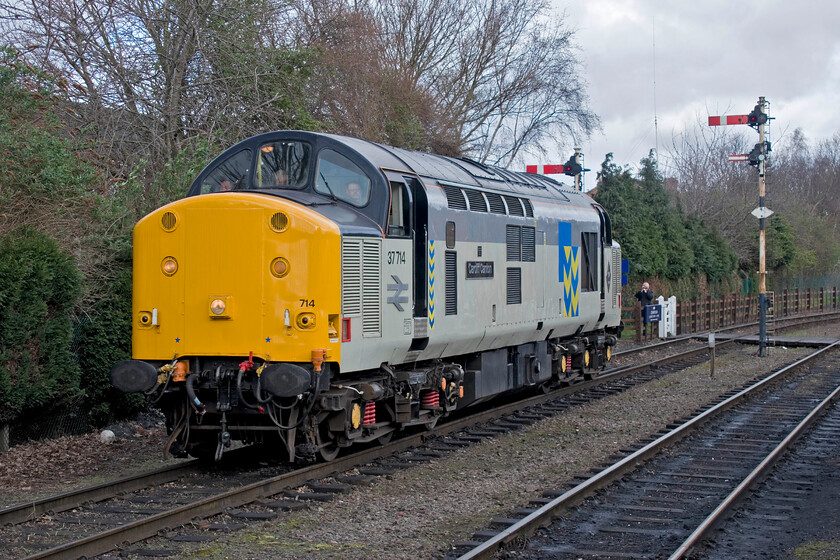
[0, 228, 82, 425]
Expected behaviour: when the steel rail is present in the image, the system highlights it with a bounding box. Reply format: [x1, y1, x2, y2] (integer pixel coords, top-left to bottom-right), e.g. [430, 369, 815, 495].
[456, 339, 840, 560]
[19, 337, 731, 560]
[0, 460, 199, 526]
[614, 309, 840, 359]
[668, 371, 840, 559]
[9, 309, 827, 530]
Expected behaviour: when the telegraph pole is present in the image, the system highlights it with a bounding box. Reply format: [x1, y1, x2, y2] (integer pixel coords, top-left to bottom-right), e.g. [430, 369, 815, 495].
[709, 97, 772, 356]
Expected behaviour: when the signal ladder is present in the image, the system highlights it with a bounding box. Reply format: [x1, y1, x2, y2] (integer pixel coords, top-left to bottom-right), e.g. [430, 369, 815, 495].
[765, 291, 776, 352]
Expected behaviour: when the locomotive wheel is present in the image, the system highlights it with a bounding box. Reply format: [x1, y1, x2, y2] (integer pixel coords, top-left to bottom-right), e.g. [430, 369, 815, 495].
[315, 424, 340, 462]
[186, 437, 218, 462]
[377, 430, 394, 445]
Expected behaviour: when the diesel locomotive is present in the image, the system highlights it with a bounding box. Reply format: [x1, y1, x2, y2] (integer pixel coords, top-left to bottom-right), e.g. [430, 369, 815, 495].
[110, 131, 623, 462]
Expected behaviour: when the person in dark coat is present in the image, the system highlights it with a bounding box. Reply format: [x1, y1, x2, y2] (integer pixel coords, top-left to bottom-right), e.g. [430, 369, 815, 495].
[635, 282, 654, 306]
[635, 282, 655, 334]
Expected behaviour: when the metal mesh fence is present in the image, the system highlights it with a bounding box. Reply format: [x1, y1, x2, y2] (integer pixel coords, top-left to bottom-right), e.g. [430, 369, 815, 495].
[771, 273, 840, 292]
[8, 393, 90, 446]
[2, 317, 93, 449]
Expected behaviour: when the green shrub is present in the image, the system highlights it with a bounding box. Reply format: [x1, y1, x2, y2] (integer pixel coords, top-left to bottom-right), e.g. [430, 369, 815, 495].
[0, 228, 82, 425]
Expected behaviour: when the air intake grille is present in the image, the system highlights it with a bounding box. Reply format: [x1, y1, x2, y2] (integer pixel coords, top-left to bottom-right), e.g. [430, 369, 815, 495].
[506, 225, 521, 261]
[612, 246, 621, 308]
[507, 225, 536, 262]
[361, 240, 382, 335]
[443, 186, 468, 210]
[521, 227, 535, 262]
[504, 195, 524, 216]
[507, 267, 522, 304]
[445, 251, 457, 315]
[522, 198, 534, 217]
[486, 192, 506, 214]
[464, 189, 487, 212]
[342, 238, 382, 336]
[341, 239, 362, 316]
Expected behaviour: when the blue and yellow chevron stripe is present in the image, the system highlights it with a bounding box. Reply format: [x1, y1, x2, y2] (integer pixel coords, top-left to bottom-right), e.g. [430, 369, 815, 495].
[428, 240, 436, 329]
[558, 222, 580, 317]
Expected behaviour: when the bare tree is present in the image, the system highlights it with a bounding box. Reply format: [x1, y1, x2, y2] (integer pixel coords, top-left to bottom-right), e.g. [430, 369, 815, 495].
[293, 0, 597, 163]
[1, 0, 317, 178]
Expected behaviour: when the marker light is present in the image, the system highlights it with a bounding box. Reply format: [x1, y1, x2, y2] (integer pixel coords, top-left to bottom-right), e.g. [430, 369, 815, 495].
[162, 257, 178, 276]
[271, 257, 289, 278]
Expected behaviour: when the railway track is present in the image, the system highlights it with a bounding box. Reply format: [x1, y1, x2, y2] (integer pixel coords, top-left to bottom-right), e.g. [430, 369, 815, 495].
[1, 314, 835, 559]
[451, 341, 840, 559]
[0, 343, 741, 559]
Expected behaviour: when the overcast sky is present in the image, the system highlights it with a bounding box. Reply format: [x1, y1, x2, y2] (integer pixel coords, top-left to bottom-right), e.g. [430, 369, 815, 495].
[541, 0, 840, 180]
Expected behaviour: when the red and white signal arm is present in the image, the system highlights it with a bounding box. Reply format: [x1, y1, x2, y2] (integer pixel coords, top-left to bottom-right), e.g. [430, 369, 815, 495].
[708, 115, 749, 126]
[526, 164, 565, 174]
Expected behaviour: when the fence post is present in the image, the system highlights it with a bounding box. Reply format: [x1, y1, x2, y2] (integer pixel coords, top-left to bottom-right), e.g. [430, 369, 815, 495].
[636, 301, 642, 344]
[677, 300, 683, 334]
[705, 295, 711, 330]
[691, 298, 697, 333]
[731, 293, 737, 325]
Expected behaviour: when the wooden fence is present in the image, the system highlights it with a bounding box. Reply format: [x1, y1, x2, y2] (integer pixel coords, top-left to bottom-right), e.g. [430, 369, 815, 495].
[622, 287, 840, 343]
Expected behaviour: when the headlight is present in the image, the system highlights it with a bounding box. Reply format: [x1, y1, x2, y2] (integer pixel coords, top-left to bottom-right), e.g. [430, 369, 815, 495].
[210, 299, 226, 315]
[296, 312, 316, 329]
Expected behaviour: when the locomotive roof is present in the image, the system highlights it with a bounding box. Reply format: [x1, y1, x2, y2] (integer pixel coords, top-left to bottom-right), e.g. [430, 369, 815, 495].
[199, 130, 588, 204]
[188, 131, 598, 236]
[320, 132, 588, 204]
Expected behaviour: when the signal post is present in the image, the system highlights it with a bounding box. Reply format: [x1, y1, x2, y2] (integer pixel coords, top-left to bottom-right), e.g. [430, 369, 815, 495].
[709, 96, 771, 356]
[526, 148, 587, 191]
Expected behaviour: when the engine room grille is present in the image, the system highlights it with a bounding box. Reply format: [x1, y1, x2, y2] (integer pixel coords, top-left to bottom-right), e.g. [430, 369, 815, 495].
[521, 227, 535, 262]
[521, 198, 534, 217]
[443, 185, 468, 210]
[342, 238, 382, 336]
[464, 189, 488, 212]
[507, 267, 522, 305]
[506, 225, 521, 261]
[486, 192, 506, 214]
[504, 195, 524, 216]
[612, 246, 621, 308]
[445, 251, 457, 315]
[507, 225, 536, 262]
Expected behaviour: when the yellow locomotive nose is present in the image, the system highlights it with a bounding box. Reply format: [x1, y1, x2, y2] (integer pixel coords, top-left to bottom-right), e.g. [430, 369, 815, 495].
[131, 193, 341, 363]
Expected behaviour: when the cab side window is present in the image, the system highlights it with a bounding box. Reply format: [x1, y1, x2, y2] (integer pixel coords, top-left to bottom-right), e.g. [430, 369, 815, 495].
[388, 182, 411, 236]
[315, 149, 371, 207]
[200, 149, 252, 193]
